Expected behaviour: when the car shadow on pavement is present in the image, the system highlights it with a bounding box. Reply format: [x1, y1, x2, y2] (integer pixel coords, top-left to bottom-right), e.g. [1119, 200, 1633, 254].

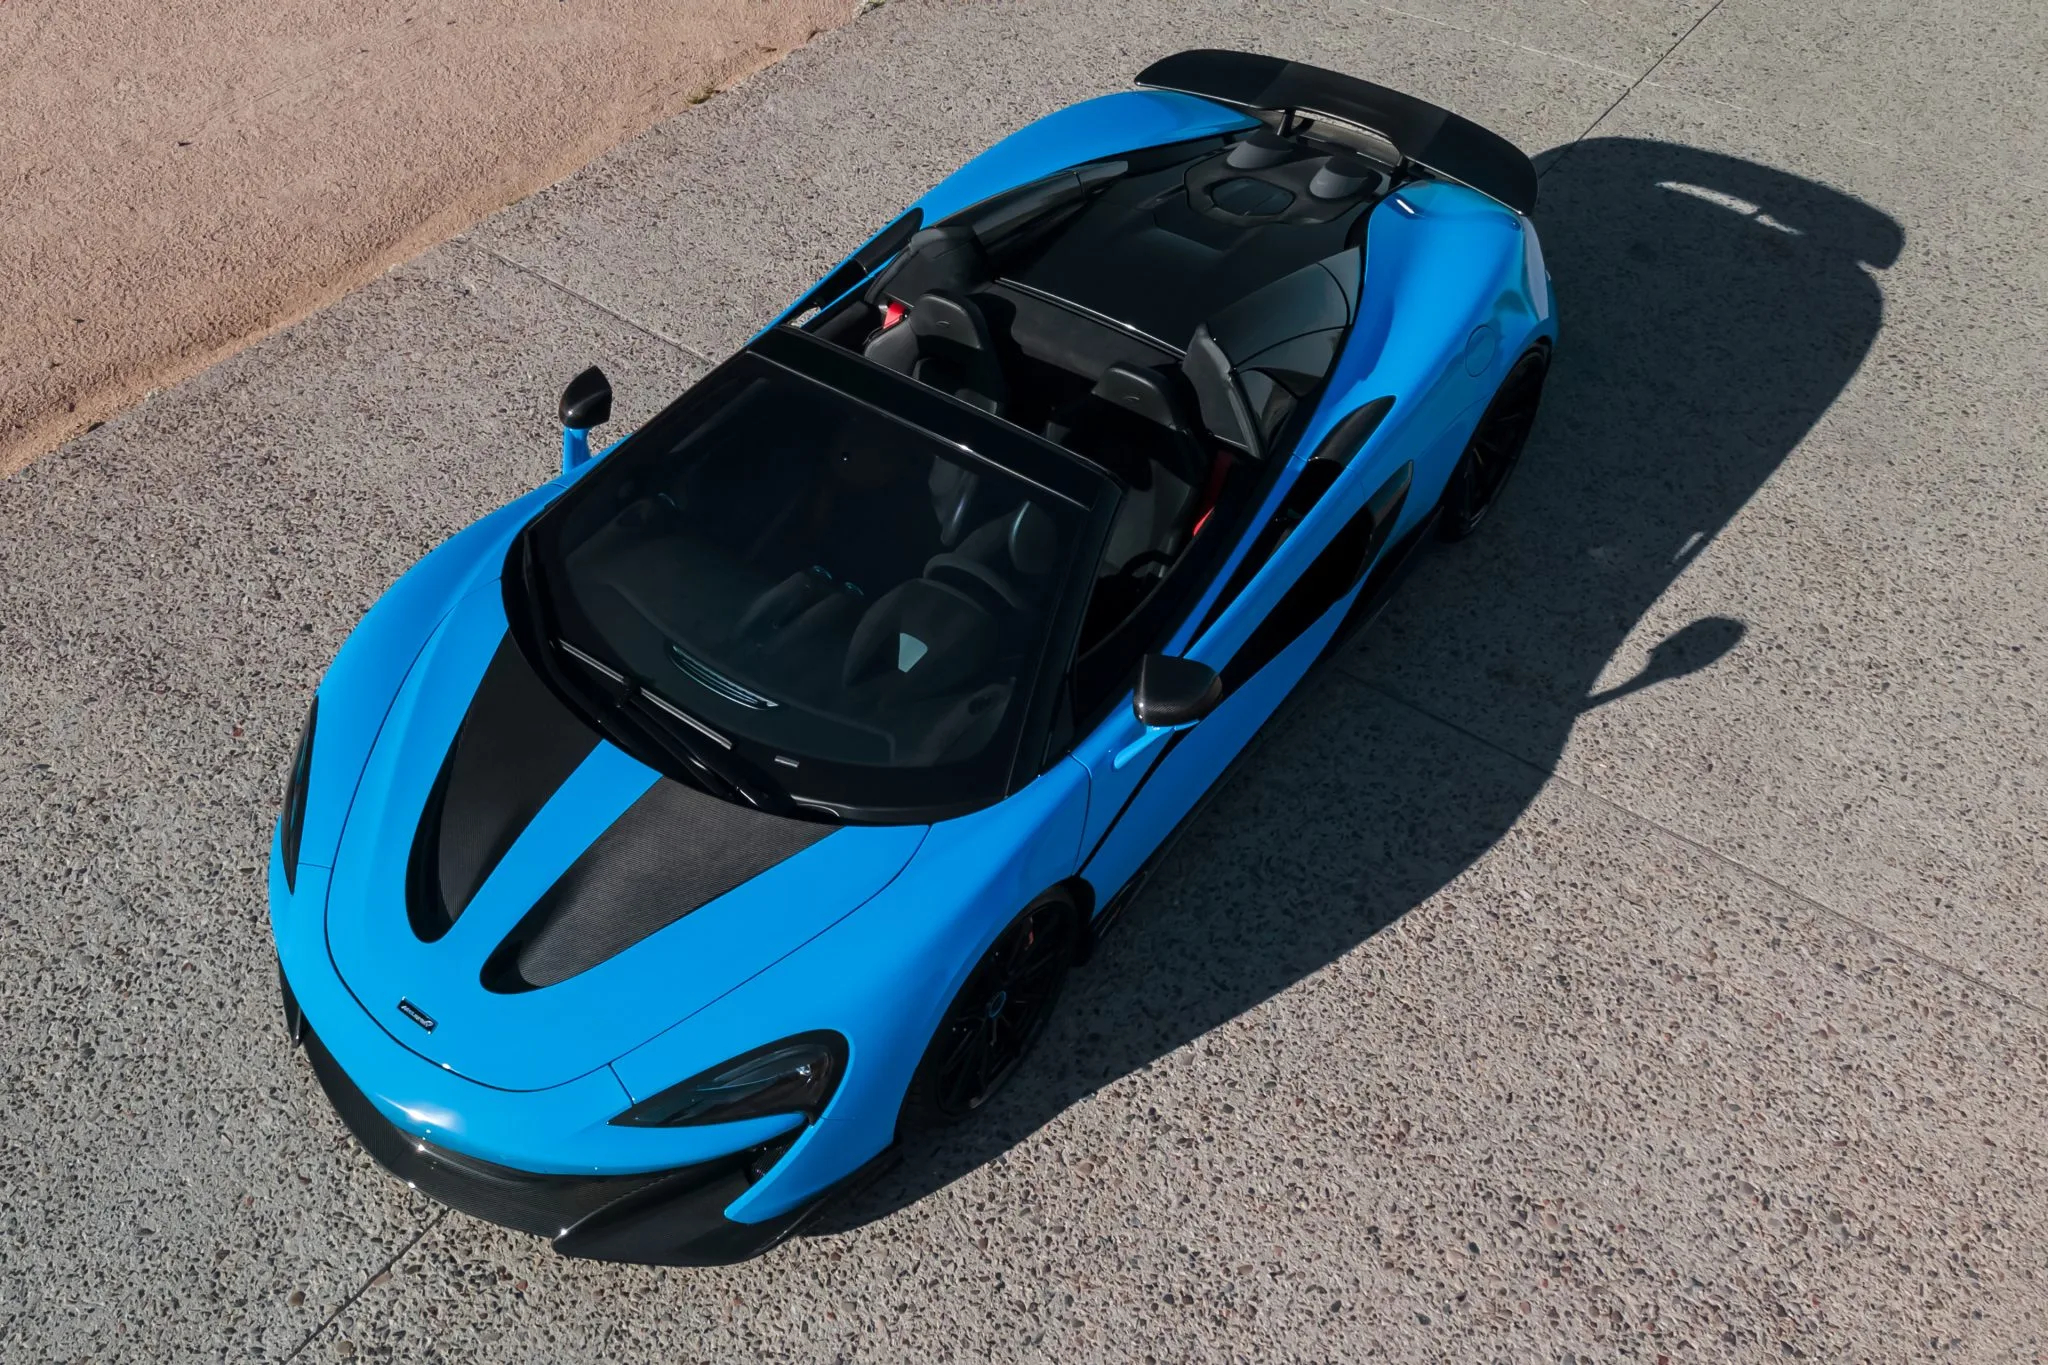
[810, 138, 1903, 1236]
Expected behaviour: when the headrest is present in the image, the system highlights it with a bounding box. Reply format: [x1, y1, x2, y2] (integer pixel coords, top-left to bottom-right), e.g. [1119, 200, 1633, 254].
[928, 461, 982, 547]
[1006, 502, 1059, 577]
[910, 290, 993, 352]
[842, 579, 995, 701]
[1089, 363, 1186, 432]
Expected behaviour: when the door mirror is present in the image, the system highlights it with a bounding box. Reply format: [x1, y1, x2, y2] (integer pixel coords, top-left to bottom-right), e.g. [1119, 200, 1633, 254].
[559, 366, 613, 474]
[560, 365, 613, 430]
[1132, 653, 1221, 729]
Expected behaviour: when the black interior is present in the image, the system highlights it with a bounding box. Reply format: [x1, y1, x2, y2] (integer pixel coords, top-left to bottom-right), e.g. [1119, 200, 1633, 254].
[860, 290, 1010, 416]
[535, 360, 1090, 785]
[803, 123, 1396, 706]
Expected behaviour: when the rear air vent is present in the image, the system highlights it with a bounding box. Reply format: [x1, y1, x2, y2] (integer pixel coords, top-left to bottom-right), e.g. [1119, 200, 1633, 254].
[1225, 129, 1295, 169]
[1308, 154, 1383, 201]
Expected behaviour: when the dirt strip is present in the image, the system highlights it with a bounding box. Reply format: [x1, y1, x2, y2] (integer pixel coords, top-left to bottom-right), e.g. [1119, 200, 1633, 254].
[0, 0, 861, 477]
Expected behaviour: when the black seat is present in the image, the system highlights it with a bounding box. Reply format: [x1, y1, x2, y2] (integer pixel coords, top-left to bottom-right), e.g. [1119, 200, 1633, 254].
[841, 578, 997, 703]
[1045, 363, 1209, 573]
[1047, 363, 1206, 482]
[928, 460, 985, 548]
[924, 501, 1061, 613]
[862, 290, 1010, 416]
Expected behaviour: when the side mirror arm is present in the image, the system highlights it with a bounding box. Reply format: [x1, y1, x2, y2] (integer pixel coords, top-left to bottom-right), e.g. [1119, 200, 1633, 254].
[1113, 721, 1194, 770]
[561, 426, 593, 473]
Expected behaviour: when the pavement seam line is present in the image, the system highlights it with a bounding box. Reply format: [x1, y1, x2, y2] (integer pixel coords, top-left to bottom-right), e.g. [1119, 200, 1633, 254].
[1539, 0, 1731, 181]
[1369, 5, 1636, 81]
[1339, 661, 2048, 1025]
[280, 1209, 449, 1363]
[462, 239, 718, 367]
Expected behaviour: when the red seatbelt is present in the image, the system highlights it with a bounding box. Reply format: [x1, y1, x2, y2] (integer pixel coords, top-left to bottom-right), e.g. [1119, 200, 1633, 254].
[1188, 450, 1234, 538]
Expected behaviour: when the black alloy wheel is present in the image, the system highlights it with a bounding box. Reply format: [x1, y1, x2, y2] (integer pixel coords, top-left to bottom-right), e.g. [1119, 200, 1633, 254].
[1437, 347, 1550, 541]
[901, 895, 1078, 1130]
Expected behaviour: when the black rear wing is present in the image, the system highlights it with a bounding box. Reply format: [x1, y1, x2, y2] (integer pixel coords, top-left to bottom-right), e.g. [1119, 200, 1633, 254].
[1136, 49, 1538, 215]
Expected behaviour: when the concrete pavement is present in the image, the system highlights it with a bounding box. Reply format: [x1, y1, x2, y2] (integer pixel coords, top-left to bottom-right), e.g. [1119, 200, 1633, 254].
[0, 0, 860, 475]
[3, 0, 2044, 1359]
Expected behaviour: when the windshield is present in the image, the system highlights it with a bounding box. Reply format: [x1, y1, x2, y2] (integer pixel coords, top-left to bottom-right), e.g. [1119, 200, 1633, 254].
[518, 350, 1095, 818]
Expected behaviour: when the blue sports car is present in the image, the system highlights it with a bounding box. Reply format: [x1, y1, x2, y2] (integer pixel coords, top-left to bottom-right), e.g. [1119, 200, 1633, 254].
[272, 50, 1555, 1264]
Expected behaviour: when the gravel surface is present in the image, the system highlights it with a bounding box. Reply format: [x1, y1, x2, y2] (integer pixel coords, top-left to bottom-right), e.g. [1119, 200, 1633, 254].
[0, 0, 859, 475]
[4, 0, 2045, 1360]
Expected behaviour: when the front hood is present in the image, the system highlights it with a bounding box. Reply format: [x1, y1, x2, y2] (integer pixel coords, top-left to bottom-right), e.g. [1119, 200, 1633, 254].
[325, 582, 925, 1091]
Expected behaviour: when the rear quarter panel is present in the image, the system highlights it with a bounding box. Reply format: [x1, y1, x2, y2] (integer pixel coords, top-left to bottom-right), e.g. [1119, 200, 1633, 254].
[1316, 180, 1555, 540]
[909, 90, 1259, 224]
[1083, 182, 1555, 908]
[1171, 180, 1553, 663]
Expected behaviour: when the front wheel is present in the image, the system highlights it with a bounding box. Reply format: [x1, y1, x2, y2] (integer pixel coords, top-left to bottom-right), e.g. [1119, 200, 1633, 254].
[1437, 347, 1550, 541]
[898, 894, 1078, 1132]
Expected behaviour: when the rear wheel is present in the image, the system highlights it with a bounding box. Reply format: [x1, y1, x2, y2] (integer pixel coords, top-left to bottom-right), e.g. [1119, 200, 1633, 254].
[1437, 347, 1549, 541]
[899, 894, 1078, 1132]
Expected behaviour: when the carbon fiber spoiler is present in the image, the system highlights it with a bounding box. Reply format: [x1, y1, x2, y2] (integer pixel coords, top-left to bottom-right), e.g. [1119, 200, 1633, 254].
[1136, 49, 1538, 215]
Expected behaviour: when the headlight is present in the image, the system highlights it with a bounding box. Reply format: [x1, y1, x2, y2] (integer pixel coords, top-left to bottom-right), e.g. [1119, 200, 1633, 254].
[611, 1032, 846, 1128]
[279, 698, 317, 892]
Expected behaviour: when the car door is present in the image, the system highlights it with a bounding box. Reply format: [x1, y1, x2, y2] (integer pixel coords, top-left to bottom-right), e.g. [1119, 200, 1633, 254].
[1069, 394, 1427, 923]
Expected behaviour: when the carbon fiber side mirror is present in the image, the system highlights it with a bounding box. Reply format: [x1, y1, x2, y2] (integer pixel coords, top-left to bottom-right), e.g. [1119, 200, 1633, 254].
[560, 366, 613, 431]
[1133, 653, 1222, 729]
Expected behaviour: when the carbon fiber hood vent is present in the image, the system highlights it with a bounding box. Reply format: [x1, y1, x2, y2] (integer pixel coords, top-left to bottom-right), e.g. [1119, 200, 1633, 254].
[325, 586, 930, 1092]
[406, 634, 832, 990]
[407, 636, 600, 941]
[482, 777, 830, 992]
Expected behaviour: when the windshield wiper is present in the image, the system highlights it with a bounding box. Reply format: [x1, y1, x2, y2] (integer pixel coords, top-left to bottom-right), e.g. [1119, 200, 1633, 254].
[552, 638, 800, 816]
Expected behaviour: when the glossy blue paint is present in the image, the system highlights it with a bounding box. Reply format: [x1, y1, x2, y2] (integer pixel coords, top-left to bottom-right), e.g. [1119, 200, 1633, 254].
[276, 831, 804, 1176]
[612, 756, 1091, 1223]
[319, 580, 930, 1093]
[269, 75, 1558, 1247]
[294, 485, 559, 876]
[1082, 181, 1554, 896]
[910, 91, 1257, 226]
[1082, 596, 1343, 904]
[561, 425, 592, 473]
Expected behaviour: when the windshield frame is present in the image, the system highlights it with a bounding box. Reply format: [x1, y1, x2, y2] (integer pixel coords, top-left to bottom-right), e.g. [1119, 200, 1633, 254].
[506, 326, 1119, 825]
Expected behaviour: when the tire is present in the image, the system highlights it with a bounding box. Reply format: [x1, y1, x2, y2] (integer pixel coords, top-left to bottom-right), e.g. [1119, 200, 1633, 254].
[1436, 346, 1550, 541]
[898, 893, 1079, 1133]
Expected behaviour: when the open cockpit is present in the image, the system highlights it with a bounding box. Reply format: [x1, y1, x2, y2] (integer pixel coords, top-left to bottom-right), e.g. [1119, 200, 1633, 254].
[798, 118, 1393, 683]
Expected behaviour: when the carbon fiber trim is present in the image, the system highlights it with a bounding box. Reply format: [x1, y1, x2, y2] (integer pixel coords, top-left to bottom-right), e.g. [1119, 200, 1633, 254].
[293, 1016, 851, 1265]
[483, 778, 832, 992]
[408, 635, 600, 940]
[1136, 49, 1539, 215]
[300, 1025, 670, 1237]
